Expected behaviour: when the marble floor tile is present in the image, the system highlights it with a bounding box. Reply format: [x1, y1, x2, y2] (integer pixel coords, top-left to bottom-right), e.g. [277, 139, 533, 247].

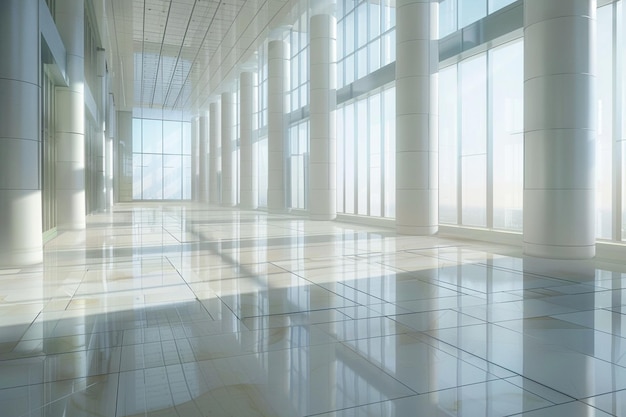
[2, 203, 626, 415]
[313, 379, 555, 417]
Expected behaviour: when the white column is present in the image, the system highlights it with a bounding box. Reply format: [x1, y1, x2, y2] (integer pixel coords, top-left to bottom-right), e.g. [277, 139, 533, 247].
[106, 134, 113, 210]
[309, 14, 337, 221]
[115, 111, 133, 202]
[56, 0, 86, 229]
[267, 40, 289, 212]
[0, 0, 43, 266]
[209, 102, 221, 204]
[198, 114, 209, 202]
[191, 116, 199, 201]
[221, 92, 236, 207]
[395, 0, 438, 235]
[240, 72, 258, 209]
[96, 130, 106, 211]
[523, 0, 596, 259]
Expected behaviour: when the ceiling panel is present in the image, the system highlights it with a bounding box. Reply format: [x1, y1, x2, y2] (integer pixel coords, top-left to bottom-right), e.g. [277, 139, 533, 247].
[106, 0, 295, 114]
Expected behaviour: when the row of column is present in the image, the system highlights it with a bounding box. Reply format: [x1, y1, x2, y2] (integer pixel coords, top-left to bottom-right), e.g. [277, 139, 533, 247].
[0, 0, 597, 267]
[191, 0, 597, 260]
[0, 0, 91, 267]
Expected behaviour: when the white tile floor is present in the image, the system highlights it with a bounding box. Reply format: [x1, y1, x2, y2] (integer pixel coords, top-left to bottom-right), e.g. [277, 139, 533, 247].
[1, 203, 626, 416]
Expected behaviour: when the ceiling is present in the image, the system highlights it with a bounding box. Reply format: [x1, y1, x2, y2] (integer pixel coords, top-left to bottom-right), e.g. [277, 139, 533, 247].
[99, 0, 296, 114]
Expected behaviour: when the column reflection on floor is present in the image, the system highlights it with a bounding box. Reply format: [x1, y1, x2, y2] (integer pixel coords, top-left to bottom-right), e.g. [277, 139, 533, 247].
[2, 203, 626, 416]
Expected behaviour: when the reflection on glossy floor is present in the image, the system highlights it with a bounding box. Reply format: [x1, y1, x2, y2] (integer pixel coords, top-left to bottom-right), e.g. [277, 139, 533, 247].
[3, 204, 626, 416]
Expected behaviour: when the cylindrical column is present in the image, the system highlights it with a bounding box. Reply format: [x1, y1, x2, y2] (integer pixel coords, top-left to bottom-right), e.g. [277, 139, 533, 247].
[309, 14, 337, 221]
[56, 0, 86, 229]
[395, 0, 439, 235]
[267, 40, 289, 212]
[240, 72, 258, 209]
[198, 114, 209, 202]
[221, 92, 236, 207]
[209, 102, 221, 204]
[191, 116, 199, 201]
[523, 0, 596, 259]
[0, 0, 43, 266]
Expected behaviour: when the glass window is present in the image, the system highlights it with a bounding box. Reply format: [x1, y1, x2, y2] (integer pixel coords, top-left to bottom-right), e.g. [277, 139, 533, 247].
[596, 4, 614, 239]
[462, 155, 487, 227]
[346, 12, 355, 55]
[370, 0, 381, 39]
[369, 94, 382, 217]
[461, 55, 487, 156]
[369, 38, 381, 73]
[163, 155, 182, 199]
[439, 65, 458, 224]
[460, 54, 487, 226]
[258, 137, 268, 207]
[163, 121, 181, 154]
[383, 87, 395, 218]
[183, 155, 192, 200]
[459, 0, 486, 28]
[345, 54, 355, 85]
[142, 154, 163, 200]
[440, 0, 457, 38]
[357, 48, 368, 79]
[132, 118, 142, 152]
[345, 104, 355, 214]
[182, 122, 191, 155]
[491, 40, 523, 231]
[132, 117, 190, 200]
[357, 100, 369, 215]
[132, 154, 142, 200]
[489, 0, 516, 14]
[142, 119, 163, 154]
[357, 4, 368, 48]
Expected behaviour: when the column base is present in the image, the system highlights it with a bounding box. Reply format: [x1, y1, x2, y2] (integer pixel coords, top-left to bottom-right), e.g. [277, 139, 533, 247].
[523, 241, 595, 260]
[310, 213, 337, 221]
[396, 224, 438, 235]
[0, 248, 43, 268]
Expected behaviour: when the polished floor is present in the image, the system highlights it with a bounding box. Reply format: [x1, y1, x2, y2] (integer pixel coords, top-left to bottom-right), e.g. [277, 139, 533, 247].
[2, 203, 626, 416]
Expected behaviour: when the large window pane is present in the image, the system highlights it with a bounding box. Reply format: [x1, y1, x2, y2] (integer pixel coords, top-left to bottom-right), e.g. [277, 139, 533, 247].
[132, 118, 142, 152]
[489, 0, 516, 13]
[440, 0, 457, 38]
[461, 54, 487, 226]
[461, 55, 487, 156]
[596, 4, 614, 239]
[462, 155, 486, 226]
[439, 65, 458, 224]
[133, 117, 189, 200]
[163, 155, 182, 199]
[142, 119, 162, 154]
[383, 87, 395, 218]
[346, 12, 355, 55]
[132, 154, 142, 200]
[459, 0, 486, 28]
[182, 155, 192, 200]
[370, 94, 382, 217]
[142, 154, 163, 200]
[258, 137, 268, 207]
[345, 104, 355, 214]
[357, 100, 368, 215]
[163, 121, 182, 154]
[492, 40, 523, 231]
[182, 122, 191, 155]
[357, 4, 367, 48]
